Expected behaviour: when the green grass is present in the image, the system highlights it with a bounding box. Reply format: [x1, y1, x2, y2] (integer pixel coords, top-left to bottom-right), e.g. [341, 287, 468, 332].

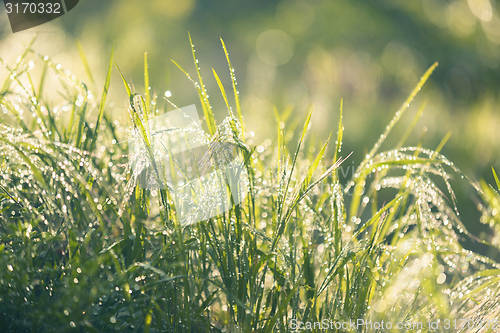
[1, 37, 500, 332]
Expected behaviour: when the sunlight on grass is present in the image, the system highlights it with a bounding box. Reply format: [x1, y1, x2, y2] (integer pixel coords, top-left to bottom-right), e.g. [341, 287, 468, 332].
[0, 37, 499, 332]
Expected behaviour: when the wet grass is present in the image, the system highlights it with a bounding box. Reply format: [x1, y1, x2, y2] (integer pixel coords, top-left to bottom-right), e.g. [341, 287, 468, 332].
[0, 37, 500, 332]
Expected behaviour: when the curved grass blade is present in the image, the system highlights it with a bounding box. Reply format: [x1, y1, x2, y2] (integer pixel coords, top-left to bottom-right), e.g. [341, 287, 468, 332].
[89, 45, 114, 153]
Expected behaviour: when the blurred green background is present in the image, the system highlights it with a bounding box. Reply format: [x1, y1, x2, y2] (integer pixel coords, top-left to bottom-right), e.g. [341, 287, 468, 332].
[1, 0, 499, 238]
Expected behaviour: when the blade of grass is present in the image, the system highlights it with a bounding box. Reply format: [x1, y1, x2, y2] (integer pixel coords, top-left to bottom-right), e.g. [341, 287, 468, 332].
[367, 62, 438, 159]
[188, 32, 216, 135]
[116, 63, 132, 98]
[492, 167, 500, 190]
[435, 131, 452, 155]
[333, 99, 344, 164]
[212, 68, 232, 116]
[263, 274, 303, 333]
[89, 45, 114, 152]
[37, 61, 48, 99]
[76, 40, 97, 92]
[171, 59, 216, 135]
[220, 38, 244, 133]
[278, 106, 313, 220]
[144, 52, 151, 118]
[396, 100, 427, 148]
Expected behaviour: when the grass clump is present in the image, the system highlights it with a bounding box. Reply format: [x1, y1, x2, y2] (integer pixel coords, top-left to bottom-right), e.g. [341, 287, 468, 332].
[0, 37, 499, 332]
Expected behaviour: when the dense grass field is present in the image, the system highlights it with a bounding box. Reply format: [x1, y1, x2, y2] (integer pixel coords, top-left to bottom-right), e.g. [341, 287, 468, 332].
[1, 38, 500, 332]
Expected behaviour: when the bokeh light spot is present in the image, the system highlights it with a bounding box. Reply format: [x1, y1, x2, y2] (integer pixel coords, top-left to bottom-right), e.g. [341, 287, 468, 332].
[256, 29, 295, 66]
[153, 0, 195, 18]
[467, 0, 493, 22]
